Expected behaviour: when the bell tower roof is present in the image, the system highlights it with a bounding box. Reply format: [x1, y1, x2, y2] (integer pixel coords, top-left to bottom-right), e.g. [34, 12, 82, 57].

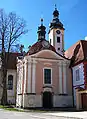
[53, 4, 59, 18]
[49, 5, 64, 31]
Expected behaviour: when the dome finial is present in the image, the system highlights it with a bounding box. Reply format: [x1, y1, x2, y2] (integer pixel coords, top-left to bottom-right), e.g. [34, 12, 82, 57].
[55, 4, 57, 10]
[41, 18, 43, 26]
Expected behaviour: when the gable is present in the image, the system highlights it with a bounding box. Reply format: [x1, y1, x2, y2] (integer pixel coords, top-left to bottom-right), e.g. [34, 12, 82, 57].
[65, 40, 85, 66]
[31, 50, 69, 61]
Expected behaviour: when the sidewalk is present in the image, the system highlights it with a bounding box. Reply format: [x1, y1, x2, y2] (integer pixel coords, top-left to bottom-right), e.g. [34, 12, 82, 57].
[16, 107, 87, 119]
[48, 111, 87, 119]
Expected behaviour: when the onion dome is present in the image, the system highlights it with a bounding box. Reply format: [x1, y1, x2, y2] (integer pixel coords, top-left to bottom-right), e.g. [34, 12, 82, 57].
[49, 5, 64, 30]
[37, 18, 46, 41]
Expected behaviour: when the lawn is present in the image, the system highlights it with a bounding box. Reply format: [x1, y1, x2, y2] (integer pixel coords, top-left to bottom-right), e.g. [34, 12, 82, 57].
[0, 105, 24, 111]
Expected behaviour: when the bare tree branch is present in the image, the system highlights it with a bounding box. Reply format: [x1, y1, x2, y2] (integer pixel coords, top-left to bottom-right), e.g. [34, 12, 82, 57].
[0, 9, 28, 105]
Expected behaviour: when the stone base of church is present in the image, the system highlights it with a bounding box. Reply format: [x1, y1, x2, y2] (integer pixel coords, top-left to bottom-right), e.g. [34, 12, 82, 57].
[22, 94, 42, 108]
[16, 93, 73, 108]
[53, 95, 73, 107]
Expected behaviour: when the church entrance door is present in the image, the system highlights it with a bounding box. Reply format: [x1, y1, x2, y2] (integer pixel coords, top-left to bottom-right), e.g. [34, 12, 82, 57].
[42, 92, 52, 108]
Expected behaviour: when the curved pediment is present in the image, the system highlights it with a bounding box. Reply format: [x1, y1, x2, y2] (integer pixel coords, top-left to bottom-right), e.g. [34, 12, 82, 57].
[31, 49, 69, 61]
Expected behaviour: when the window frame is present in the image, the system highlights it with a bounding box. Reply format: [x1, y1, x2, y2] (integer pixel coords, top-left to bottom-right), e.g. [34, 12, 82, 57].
[43, 67, 52, 85]
[8, 75, 13, 90]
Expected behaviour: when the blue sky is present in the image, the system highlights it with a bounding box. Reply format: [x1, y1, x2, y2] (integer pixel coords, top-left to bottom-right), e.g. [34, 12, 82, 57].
[0, 0, 87, 51]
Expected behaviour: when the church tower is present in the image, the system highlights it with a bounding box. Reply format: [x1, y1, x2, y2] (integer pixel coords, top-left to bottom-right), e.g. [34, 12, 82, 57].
[49, 6, 65, 55]
[37, 18, 46, 41]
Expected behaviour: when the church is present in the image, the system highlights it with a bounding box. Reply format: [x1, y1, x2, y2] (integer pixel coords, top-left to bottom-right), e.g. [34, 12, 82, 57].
[16, 7, 73, 108]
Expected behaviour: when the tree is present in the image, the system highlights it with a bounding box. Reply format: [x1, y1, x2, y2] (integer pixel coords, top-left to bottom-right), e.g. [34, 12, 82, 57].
[0, 9, 28, 105]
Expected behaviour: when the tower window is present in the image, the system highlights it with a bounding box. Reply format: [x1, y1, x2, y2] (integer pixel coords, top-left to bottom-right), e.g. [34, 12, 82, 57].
[57, 37, 60, 43]
[58, 47, 60, 50]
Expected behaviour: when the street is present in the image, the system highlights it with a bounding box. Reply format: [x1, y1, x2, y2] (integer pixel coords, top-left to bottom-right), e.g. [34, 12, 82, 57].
[0, 109, 87, 119]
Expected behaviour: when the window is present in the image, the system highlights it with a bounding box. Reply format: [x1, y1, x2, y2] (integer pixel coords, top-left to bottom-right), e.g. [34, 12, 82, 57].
[76, 69, 80, 81]
[50, 39, 51, 44]
[44, 69, 51, 84]
[58, 47, 60, 50]
[8, 75, 13, 90]
[57, 37, 60, 43]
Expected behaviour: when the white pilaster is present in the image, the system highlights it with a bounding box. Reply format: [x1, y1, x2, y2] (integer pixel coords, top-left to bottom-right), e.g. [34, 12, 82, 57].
[20, 65, 23, 94]
[59, 62, 63, 94]
[27, 59, 32, 93]
[24, 60, 27, 93]
[63, 63, 67, 94]
[32, 59, 37, 93]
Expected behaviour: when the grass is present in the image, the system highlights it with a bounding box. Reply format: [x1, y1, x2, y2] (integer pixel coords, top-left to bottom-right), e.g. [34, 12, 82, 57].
[0, 105, 24, 112]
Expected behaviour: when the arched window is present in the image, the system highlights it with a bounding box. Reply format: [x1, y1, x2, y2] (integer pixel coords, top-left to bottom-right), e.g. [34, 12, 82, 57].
[8, 75, 13, 90]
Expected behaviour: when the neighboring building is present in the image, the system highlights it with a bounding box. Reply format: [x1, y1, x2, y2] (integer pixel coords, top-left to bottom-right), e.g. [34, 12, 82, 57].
[0, 53, 20, 104]
[65, 40, 87, 110]
[16, 7, 73, 108]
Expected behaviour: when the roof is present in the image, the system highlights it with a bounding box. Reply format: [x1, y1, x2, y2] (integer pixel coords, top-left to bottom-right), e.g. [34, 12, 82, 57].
[65, 40, 87, 66]
[26, 39, 56, 55]
[7, 53, 20, 69]
[26, 39, 69, 60]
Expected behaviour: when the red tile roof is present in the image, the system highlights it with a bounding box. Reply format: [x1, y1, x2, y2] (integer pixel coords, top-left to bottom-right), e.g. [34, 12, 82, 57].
[7, 53, 20, 69]
[26, 40, 56, 55]
[65, 40, 87, 66]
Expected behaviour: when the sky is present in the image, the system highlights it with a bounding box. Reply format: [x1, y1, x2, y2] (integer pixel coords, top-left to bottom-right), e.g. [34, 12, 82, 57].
[0, 0, 87, 51]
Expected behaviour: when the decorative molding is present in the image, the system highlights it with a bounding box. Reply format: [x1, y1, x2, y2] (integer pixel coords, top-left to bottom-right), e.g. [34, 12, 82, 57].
[58, 93, 68, 96]
[24, 93, 36, 95]
[43, 87, 53, 92]
[44, 63, 52, 65]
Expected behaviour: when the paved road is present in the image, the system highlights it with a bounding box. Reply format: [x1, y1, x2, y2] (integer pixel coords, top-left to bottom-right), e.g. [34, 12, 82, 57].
[0, 109, 86, 119]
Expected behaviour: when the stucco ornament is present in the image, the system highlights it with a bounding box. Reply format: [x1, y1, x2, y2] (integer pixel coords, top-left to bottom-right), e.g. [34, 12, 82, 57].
[28, 98, 34, 105]
[42, 40, 50, 48]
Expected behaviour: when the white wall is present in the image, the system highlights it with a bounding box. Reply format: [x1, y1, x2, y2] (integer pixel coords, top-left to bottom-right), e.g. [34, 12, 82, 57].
[7, 69, 17, 104]
[53, 95, 73, 107]
[72, 63, 84, 105]
[49, 29, 54, 46]
[72, 63, 84, 86]
[0, 57, 17, 104]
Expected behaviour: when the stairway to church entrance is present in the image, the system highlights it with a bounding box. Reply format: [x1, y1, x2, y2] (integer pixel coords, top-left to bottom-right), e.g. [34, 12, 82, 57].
[42, 92, 53, 108]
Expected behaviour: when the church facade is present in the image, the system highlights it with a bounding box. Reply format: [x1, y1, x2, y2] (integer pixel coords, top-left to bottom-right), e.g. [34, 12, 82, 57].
[16, 7, 73, 108]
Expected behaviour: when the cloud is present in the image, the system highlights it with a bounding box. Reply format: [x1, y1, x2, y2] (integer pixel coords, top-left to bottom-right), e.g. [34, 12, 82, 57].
[85, 36, 87, 40]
